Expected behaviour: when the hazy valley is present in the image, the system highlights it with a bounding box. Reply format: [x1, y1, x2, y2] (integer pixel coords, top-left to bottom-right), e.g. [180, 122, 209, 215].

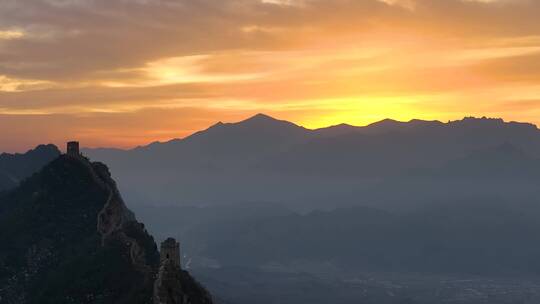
[72, 114, 540, 303]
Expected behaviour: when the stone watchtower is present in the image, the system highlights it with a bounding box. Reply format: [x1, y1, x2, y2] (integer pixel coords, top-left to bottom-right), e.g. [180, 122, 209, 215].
[66, 141, 80, 157]
[160, 237, 181, 268]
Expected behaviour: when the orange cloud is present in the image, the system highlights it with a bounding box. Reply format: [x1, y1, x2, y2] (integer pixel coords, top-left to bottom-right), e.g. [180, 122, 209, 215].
[1, 0, 540, 151]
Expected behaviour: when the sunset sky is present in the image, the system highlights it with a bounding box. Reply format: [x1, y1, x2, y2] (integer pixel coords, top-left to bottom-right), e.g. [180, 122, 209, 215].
[1, 0, 540, 152]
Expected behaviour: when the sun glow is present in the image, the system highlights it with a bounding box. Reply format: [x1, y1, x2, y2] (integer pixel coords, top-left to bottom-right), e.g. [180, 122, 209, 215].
[2, 0, 540, 151]
[0, 30, 24, 40]
[290, 96, 443, 129]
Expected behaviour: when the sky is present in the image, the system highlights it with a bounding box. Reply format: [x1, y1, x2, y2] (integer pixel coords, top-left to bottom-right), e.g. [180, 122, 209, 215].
[1, 0, 540, 152]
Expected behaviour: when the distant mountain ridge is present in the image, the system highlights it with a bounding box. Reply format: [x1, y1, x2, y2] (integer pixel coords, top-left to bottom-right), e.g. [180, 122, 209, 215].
[75, 115, 540, 303]
[86, 115, 538, 152]
[81, 114, 540, 210]
[0, 144, 60, 192]
[84, 115, 540, 172]
[80, 114, 518, 149]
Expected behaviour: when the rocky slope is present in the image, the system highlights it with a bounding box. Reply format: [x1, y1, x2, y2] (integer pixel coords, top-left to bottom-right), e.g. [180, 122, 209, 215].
[0, 154, 212, 304]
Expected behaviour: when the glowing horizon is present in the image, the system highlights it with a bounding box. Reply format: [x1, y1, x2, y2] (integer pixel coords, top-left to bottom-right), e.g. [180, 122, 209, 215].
[6, 113, 539, 154]
[1, 0, 540, 152]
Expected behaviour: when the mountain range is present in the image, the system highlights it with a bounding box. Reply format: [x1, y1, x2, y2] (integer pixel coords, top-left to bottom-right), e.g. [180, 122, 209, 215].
[79, 115, 540, 303]
[3, 114, 540, 303]
[84, 114, 540, 211]
[0, 144, 60, 192]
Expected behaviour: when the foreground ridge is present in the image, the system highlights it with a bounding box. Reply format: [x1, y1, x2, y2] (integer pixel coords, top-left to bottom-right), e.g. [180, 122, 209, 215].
[0, 142, 213, 304]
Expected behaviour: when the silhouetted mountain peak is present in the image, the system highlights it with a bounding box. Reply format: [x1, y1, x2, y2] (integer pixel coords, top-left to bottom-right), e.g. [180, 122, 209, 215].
[466, 116, 503, 122]
[0, 144, 61, 192]
[363, 118, 443, 134]
[451, 116, 504, 127]
[449, 116, 538, 131]
[313, 123, 360, 137]
[362, 116, 538, 133]
[235, 113, 304, 130]
[247, 113, 275, 122]
[28, 144, 61, 156]
[408, 119, 444, 126]
[185, 113, 303, 136]
[0, 144, 60, 158]
[369, 118, 400, 127]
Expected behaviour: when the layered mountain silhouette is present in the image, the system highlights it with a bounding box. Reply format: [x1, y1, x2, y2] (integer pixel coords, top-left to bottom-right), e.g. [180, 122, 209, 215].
[0, 144, 60, 192]
[88, 114, 312, 170]
[84, 114, 540, 210]
[63, 114, 540, 304]
[0, 154, 212, 304]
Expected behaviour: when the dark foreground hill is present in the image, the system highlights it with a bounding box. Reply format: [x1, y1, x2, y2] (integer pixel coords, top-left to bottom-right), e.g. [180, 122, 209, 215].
[0, 155, 212, 304]
[0, 144, 60, 192]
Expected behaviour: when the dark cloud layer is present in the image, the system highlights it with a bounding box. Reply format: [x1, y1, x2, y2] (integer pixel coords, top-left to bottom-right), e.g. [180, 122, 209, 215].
[1, 0, 539, 80]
